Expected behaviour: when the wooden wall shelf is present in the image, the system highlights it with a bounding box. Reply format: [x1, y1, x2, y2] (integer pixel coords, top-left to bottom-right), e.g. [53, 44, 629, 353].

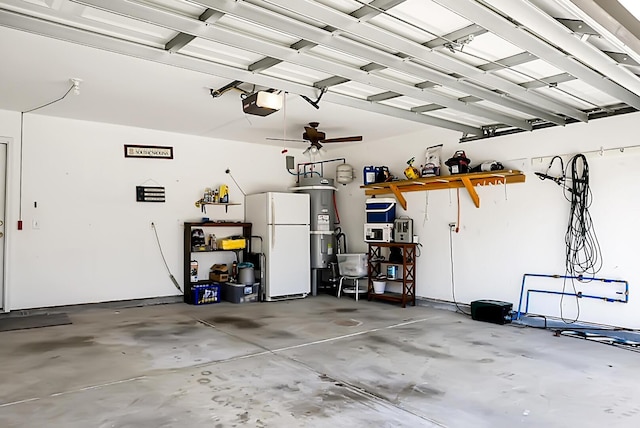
[360, 170, 526, 209]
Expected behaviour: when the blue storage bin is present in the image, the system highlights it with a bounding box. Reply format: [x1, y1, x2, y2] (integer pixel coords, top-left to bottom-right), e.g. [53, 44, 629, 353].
[366, 198, 396, 223]
[186, 283, 221, 305]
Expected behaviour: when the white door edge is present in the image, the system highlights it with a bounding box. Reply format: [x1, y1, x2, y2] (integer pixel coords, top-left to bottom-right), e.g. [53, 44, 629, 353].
[0, 138, 9, 312]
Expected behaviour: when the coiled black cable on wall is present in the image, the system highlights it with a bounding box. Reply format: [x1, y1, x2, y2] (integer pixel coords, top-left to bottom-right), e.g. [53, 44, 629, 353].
[560, 154, 603, 322]
[564, 154, 603, 276]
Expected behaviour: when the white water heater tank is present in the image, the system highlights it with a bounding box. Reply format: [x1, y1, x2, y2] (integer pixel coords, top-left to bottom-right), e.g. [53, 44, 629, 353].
[336, 163, 354, 185]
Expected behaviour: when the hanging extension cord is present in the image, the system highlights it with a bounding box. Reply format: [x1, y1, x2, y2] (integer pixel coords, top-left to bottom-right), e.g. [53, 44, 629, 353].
[559, 154, 602, 324]
[19, 81, 77, 229]
[448, 224, 471, 316]
[151, 222, 182, 293]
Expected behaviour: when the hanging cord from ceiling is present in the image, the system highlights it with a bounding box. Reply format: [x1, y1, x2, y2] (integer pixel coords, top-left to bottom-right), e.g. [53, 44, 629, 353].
[151, 222, 182, 293]
[448, 220, 471, 316]
[559, 154, 603, 323]
[225, 168, 246, 196]
[422, 191, 430, 226]
[349, 0, 600, 109]
[281, 91, 288, 154]
[19, 81, 77, 229]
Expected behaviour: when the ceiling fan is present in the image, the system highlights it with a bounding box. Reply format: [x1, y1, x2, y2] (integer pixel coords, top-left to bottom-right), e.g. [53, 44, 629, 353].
[267, 122, 363, 154]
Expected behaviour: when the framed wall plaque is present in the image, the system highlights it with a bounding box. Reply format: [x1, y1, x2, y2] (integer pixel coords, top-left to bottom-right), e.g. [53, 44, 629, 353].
[124, 145, 173, 159]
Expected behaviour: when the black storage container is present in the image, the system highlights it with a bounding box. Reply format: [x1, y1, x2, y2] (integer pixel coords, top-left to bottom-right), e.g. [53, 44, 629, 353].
[222, 282, 260, 303]
[470, 300, 513, 325]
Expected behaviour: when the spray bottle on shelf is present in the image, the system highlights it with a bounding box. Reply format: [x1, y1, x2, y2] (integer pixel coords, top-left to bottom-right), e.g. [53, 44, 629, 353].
[190, 260, 199, 282]
[231, 260, 238, 283]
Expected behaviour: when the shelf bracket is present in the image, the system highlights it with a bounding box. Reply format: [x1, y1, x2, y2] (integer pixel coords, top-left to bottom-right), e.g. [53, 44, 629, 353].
[388, 184, 407, 210]
[460, 177, 480, 208]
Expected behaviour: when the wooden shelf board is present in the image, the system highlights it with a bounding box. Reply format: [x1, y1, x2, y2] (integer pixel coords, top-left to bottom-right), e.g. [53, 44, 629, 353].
[361, 170, 525, 209]
[201, 202, 240, 206]
[185, 222, 251, 227]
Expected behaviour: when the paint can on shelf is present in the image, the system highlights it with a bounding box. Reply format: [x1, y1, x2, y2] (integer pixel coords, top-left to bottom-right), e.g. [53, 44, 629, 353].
[387, 265, 398, 280]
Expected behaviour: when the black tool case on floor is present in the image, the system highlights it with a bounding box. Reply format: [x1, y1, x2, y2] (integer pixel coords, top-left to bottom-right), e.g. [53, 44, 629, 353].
[470, 300, 513, 325]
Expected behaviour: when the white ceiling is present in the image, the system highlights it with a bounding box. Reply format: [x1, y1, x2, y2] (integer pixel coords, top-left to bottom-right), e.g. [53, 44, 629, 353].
[1, 0, 640, 147]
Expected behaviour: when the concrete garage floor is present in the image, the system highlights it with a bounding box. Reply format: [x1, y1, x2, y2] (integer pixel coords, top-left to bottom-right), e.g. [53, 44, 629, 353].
[0, 296, 638, 427]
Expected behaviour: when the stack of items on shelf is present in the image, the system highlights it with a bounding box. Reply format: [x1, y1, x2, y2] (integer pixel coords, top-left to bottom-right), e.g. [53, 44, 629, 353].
[194, 184, 230, 213]
[364, 198, 395, 243]
[184, 221, 254, 306]
[220, 261, 260, 304]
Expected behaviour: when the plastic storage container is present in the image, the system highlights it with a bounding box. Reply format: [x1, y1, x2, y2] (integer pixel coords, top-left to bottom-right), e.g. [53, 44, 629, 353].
[363, 166, 376, 185]
[218, 237, 246, 250]
[387, 265, 398, 280]
[372, 280, 386, 294]
[366, 198, 396, 223]
[336, 253, 368, 277]
[222, 282, 260, 303]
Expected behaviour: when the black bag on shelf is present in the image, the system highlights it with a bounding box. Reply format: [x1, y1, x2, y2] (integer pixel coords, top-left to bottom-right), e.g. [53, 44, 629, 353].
[445, 151, 471, 174]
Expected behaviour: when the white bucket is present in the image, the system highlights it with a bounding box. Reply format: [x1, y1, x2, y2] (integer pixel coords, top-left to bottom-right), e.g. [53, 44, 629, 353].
[372, 281, 386, 294]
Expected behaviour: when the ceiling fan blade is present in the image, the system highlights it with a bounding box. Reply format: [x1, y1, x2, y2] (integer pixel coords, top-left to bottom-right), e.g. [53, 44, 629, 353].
[266, 137, 306, 142]
[321, 136, 363, 143]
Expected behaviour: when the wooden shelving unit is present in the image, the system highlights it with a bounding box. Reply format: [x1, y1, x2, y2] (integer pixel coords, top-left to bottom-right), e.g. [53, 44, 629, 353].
[367, 242, 416, 308]
[360, 170, 525, 209]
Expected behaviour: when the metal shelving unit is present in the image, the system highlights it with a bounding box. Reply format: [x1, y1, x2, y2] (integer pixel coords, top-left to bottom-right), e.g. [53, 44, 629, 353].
[183, 222, 251, 303]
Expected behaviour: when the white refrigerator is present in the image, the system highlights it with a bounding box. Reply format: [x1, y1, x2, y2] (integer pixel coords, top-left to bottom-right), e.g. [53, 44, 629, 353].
[245, 192, 311, 301]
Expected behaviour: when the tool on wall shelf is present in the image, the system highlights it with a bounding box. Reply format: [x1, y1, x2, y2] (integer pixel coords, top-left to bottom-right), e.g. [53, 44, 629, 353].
[404, 157, 420, 179]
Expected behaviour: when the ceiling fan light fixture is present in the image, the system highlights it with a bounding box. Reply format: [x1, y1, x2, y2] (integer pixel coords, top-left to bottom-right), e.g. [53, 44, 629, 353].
[302, 145, 320, 156]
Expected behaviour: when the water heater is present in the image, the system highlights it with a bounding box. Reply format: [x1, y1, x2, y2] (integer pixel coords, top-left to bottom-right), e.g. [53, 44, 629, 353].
[292, 177, 337, 269]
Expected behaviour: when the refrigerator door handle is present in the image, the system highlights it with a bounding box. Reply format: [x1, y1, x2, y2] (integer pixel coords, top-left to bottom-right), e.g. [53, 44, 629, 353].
[271, 196, 276, 248]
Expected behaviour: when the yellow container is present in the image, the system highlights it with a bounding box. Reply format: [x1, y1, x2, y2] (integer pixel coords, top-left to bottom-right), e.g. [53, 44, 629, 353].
[219, 184, 229, 203]
[218, 237, 246, 250]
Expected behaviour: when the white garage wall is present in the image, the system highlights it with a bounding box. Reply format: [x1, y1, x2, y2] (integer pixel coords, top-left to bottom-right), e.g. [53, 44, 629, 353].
[332, 112, 640, 329]
[0, 111, 296, 310]
[2, 107, 639, 329]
